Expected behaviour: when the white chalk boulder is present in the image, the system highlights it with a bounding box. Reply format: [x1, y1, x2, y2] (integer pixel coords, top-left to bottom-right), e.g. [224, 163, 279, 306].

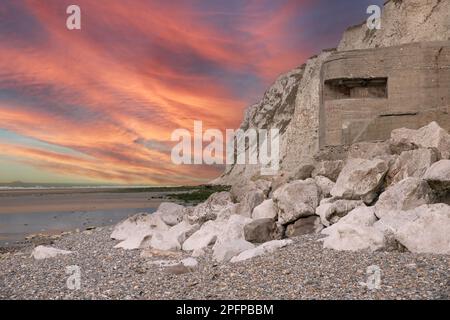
[316, 198, 364, 227]
[230, 239, 293, 263]
[314, 175, 335, 198]
[252, 199, 277, 220]
[213, 214, 253, 246]
[423, 160, 450, 191]
[321, 224, 385, 252]
[111, 213, 169, 250]
[213, 239, 255, 263]
[390, 122, 450, 159]
[312, 160, 344, 182]
[182, 220, 224, 251]
[320, 206, 384, 252]
[145, 220, 199, 251]
[331, 158, 388, 204]
[394, 204, 450, 255]
[235, 189, 265, 217]
[31, 246, 72, 260]
[273, 179, 320, 225]
[387, 148, 438, 184]
[186, 192, 233, 224]
[153, 202, 185, 226]
[374, 178, 434, 219]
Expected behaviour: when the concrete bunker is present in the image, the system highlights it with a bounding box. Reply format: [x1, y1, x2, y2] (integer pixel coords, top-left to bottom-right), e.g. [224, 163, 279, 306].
[319, 41, 450, 148]
[324, 77, 388, 100]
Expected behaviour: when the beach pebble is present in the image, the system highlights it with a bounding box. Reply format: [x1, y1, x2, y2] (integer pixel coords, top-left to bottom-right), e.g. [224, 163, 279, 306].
[0, 228, 448, 300]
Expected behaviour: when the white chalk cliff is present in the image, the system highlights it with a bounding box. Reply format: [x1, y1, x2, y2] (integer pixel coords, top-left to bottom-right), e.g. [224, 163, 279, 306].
[213, 0, 450, 186]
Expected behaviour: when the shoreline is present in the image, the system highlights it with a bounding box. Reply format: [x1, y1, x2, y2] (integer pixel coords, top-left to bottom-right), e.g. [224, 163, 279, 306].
[0, 185, 228, 248]
[0, 188, 183, 248]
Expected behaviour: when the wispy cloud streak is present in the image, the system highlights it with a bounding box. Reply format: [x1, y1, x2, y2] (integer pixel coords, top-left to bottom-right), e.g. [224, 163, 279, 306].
[0, 0, 382, 184]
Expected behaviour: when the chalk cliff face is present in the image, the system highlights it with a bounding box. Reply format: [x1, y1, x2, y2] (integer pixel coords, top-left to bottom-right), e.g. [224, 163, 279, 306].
[214, 0, 450, 185]
[338, 0, 450, 51]
[215, 65, 307, 185]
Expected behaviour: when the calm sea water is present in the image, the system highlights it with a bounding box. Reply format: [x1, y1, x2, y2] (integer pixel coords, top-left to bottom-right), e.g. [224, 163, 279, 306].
[0, 207, 157, 246]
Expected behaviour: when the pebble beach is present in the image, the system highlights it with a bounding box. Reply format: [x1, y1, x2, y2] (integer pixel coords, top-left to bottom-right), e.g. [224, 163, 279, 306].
[1, 227, 448, 300]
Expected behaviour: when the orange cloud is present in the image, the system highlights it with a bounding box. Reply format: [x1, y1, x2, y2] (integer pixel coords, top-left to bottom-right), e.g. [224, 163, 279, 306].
[0, 0, 314, 184]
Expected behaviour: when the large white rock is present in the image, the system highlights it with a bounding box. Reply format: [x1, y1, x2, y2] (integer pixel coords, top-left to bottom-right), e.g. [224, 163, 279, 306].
[273, 179, 320, 225]
[314, 175, 335, 198]
[182, 220, 225, 251]
[230, 179, 270, 203]
[312, 160, 344, 182]
[146, 232, 180, 251]
[390, 122, 450, 159]
[321, 224, 385, 252]
[270, 173, 290, 195]
[145, 221, 199, 251]
[214, 214, 253, 246]
[321, 206, 383, 252]
[212, 239, 255, 263]
[111, 213, 169, 250]
[331, 158, 388, 204]
[394, 204, 450, 255]
[251, 199, 277, 220]
[230, 239, 293, 263]
[423, 160, 450, 191]
[31, 246, 72, 260]
[387, 148, 439, 185]
[323, 203, 450, 254]
[235, 189, 265, 217]
[322, 206, 394, 251]
[216, 203, 239, 221]
[322, 206, 377, 236]
[316, 198, 364, 227]
[153, 202, 185, 226]
[373, 210, 420, 235]
[374, 178, 434, 219]
[186, 192, 233, 224]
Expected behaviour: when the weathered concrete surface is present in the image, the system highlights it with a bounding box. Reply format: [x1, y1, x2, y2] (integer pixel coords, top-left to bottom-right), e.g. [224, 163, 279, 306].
[320, 41, 450, 148]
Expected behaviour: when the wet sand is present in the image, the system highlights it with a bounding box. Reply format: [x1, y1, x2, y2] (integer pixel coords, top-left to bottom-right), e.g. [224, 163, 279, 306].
[0, 188, 178, 246]
[0, 188, 169, 214]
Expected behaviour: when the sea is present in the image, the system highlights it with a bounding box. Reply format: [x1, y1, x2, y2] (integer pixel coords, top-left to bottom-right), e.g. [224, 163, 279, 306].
[0, 207, 157, 247]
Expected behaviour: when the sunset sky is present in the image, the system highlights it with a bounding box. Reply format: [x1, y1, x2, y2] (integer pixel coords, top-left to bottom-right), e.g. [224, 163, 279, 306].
[0, 0, 383, 186]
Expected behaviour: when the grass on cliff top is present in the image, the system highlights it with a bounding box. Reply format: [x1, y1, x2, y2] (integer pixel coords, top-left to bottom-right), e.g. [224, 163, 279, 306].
[166, 185, 230, 204]
[107, 184, 230, 204]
